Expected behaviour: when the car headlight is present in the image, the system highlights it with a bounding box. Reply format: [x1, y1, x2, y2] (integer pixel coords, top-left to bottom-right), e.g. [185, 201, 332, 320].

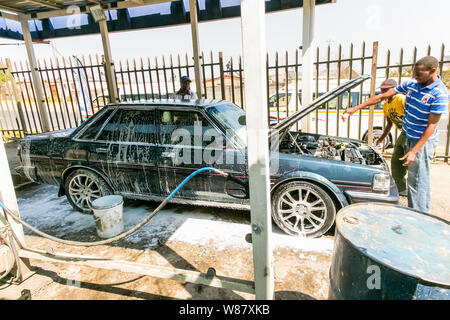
[372, 173, 390, 192]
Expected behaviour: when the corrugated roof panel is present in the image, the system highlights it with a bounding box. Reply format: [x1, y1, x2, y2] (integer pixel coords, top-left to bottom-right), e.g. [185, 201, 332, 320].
[0, 0, 335, 40]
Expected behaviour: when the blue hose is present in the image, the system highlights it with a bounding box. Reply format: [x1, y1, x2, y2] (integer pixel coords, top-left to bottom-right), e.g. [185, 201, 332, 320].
[0, 166, 229, 247]
[167, 167, 224, 200]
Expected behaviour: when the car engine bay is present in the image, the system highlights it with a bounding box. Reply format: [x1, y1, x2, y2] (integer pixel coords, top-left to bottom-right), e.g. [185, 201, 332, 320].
[279, 132, 387, 170]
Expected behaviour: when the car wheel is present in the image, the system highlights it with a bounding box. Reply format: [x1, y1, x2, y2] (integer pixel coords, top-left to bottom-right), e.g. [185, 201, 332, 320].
[64, 169, 113, 213]
[271, 181, 336, 238]
[363, 127, 393, 148]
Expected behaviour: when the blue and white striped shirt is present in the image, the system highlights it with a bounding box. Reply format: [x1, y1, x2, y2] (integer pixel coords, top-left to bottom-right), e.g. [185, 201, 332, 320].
[394, 76, 449, 140]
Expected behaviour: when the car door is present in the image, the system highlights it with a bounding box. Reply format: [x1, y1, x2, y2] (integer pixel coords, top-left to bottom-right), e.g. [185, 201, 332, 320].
[85, 107, 161, 196]
[155, 107, 229, 202]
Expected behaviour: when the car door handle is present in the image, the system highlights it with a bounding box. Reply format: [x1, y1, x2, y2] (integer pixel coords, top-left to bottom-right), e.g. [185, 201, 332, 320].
[162, 151, 176, 158]
[96, 147, 109, 153]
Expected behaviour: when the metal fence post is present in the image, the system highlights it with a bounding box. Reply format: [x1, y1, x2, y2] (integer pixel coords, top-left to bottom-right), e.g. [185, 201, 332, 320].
[219, 52, 226, 100]
[367, 41, 379, 145]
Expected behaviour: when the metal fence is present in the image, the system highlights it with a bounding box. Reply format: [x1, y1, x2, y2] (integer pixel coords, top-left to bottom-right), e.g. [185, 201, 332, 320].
[1, 42, 449, 159]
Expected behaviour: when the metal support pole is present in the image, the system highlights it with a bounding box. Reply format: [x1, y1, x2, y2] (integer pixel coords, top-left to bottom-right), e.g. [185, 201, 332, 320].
[0, 139, 32, 280]
[240, 0, 274, 300]
[300, 0, 315, 133]
[367, 41, 379, 145]
[189, 0, 203, 98]
[20, 19, 51, 133]
[98, 18, 118, 103]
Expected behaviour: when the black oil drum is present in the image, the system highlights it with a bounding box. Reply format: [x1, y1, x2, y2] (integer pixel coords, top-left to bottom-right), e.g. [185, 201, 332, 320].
[329, 203, 450, 300]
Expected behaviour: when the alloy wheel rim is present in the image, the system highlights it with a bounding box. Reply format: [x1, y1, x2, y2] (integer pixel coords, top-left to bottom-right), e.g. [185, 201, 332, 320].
[277, 186, 327, 235]
[68, 174, 102, 211]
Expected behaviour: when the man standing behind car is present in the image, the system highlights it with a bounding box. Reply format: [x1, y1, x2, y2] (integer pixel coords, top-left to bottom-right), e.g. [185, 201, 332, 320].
[173, 75, 198, 100]
[345, 79, 407, 196]
[346, 56, 449, 213]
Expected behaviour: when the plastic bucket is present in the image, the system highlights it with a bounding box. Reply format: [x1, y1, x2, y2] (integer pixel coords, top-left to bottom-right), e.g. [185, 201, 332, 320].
[91, 195, 124, 239]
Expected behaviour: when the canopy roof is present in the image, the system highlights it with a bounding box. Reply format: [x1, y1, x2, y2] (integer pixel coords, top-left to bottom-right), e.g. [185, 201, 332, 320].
[0, 0, 334, 40]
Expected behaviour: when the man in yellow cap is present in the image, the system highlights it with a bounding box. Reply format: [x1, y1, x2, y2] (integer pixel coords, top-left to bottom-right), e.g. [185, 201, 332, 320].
[345, 79, 407, 196]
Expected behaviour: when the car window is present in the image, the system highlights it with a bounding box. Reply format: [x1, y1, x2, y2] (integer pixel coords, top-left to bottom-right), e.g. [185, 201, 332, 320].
[158, 110, 224, 148]
[269, 93, 291, 108]
[79, 108, 114, 140]
[97, 109, 157, 143]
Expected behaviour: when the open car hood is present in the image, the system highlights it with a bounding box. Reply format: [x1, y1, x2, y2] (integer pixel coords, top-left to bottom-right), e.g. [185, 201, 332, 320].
[269, 75, 371, 139]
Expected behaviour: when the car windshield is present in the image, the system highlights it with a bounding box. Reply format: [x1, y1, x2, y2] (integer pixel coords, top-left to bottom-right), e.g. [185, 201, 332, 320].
[207, 103, 247, 146]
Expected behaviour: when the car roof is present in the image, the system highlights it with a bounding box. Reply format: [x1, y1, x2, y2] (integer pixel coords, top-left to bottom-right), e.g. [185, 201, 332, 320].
[108, 99, 228, 109]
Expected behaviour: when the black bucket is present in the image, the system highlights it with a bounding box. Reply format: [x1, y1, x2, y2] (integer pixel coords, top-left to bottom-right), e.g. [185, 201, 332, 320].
[329, 203, 450, 300]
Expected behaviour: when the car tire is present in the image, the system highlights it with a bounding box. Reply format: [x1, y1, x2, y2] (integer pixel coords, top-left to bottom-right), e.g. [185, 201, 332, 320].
[363, 127, 393, 148]
[64, 169, 113, 214]
[271, 180, 336, 238]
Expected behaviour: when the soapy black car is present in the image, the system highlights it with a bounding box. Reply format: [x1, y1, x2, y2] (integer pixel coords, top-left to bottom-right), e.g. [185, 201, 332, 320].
[16, 75, 398, 237]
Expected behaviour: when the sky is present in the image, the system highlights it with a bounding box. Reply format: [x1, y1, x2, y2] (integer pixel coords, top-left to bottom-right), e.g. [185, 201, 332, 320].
[0, 0, 449, 65]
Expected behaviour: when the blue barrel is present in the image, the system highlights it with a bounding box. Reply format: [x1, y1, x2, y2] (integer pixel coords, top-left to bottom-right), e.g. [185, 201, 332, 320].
[329, 203, 450, 300]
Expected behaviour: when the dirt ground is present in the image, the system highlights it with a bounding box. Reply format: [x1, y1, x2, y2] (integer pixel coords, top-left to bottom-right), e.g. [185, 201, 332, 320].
[1, 141, 449, 300]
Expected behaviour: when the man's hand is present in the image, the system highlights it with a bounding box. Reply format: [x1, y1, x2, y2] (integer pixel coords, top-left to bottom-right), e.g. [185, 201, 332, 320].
[400, 151, 417, 166]
[374, 138, 381, 146]
[345, 107, 357, 115]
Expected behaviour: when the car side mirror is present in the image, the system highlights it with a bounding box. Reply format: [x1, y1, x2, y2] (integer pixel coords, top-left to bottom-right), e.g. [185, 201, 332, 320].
[238, 115, 246, 125]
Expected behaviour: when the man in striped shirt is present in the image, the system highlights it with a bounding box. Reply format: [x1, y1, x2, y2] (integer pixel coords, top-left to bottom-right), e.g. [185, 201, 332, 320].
[347, 56, 449, 213]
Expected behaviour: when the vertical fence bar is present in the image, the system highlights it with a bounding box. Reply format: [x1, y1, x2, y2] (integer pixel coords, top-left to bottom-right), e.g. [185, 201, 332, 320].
[295, 49, 299, 132]
[325, 45, 330, 135]
[210, 51, 216, 99]
[169, 55, 176, 96]
[266, 53, 270, 126]
[315, 47, 319, 134]
[162, 56, 169, 98]
[185, 53, 190, 77]
[239, 56, 244, 108]
[285, 51, 289, 122]
[335, 44, 342, 136]
[358, 42, 366, 140]
[155, 57, 162, 98]
[140, 58, 148, 100]
[230, 57, 235, 103]
[133, 59, 141, 100]
[126, 60, 134, 99]
[275, 51, 280, 124]
[147, 57, 155, 100]
[177, 54, 183, 88]
[167, 55, 176, 95]
[382, 49, 391, 151]
[201, 52, 207, 99]
[367, 41, 379, 145]
[346, 43, 353, 138]
[219, 52, 226, 100]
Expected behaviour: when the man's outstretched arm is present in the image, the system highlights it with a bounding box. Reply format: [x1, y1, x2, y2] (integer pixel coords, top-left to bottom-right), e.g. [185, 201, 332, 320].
[346, 88, 397, 115]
